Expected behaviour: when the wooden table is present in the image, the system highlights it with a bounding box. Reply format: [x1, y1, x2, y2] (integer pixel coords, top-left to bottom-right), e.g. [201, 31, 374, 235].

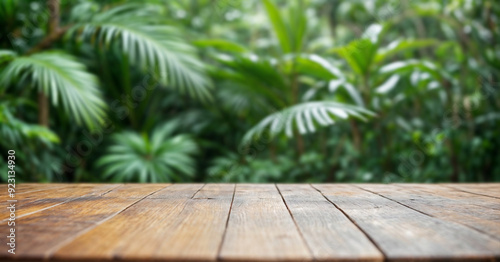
[1, 183, 499, 261]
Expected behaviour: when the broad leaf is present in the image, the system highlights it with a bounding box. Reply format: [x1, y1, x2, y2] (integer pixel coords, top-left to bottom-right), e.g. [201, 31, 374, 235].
[375, 39, 437, 64]
[263, 0, 292, 53]
[194, 39, 248, 53]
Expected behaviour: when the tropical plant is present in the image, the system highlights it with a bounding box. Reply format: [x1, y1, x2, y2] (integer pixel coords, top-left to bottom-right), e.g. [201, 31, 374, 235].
[0, 0, 212, 181]
[0, 51, 106, 128]
[200, 0, 375, 147]
[0, 0, 498, 183]
[96, 121, 198, 182]
[0, 100, 61, 181]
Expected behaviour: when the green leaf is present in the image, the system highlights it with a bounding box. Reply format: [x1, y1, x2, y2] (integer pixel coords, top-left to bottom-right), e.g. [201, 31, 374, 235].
[242, 101, 375, 143]
[375, 39, 437, 64]
[0, 104, 60, 146]
[194, 39, 248, 53]
[294, 55, 343, 80]
[333, 39, 378, 76]
[288, 0, 307, 52]
[97, 121, 198, 182]
[375, 75, 400, 94]
[263, 0, 292, 53]
[68, 4, 212, 102]
[0, 51, 106, 129]
[379, 60, 443, 81]
[0, 50, 17, 64]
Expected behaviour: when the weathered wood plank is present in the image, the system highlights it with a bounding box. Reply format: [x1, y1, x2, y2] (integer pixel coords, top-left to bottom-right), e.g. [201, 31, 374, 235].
[313, 184, 500, 261]
[2, 183, 500, 262]
[55, 184, 235, 261]
[278, 184, 383, 261]
[359, 184, 500, 241]
[54, 184, 205, 260]
[219, 184, 312, 262]
[4, 183, 65, 195]
[0, 184, 164, 260]
[0, 184, 121, 220]
[443, 183, 500, 198]
[398, 184, 500, 210]
[103, 183, 168, 198]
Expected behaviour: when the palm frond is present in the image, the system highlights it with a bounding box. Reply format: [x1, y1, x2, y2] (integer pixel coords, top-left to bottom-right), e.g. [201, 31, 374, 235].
[379, 59, 445, 81]
[214, 54, 288, 108]
[67, 4, 212, 102]
[242, 101, 375, 143]
[96, 121, 198, 182]
[0, 103, 59, 147]
[0, 50, 17, 64]
[293, 55, 343, 80]
[0, 51, 106, 128]
[332, 39, 378, 76]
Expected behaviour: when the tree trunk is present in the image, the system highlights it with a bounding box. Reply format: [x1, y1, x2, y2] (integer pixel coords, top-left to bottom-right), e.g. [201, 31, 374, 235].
[38, 92, 50, 127]
[48, 0, 60, 32]
[38, 0, 60, 127]
[349, 120, 361, 153]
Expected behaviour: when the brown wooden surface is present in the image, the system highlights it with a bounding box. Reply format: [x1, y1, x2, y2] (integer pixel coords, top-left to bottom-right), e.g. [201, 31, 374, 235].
[2, 183, 500, 262]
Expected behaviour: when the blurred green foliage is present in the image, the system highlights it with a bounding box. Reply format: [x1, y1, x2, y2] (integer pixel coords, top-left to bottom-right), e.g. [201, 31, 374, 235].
[0, 0, 499, 183]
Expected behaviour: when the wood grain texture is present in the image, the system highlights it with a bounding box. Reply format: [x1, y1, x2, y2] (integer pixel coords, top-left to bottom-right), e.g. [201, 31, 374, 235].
[219, 184, 312, 262]
[0, 184, 121, 220]
[55, 184, 235, 262]
[0, 184, 164, 260]
[398, 184, 500, 210]
[443, 183, 500, 198]
[3, 183, 65, 195]
[277, 184, 383, 262]
[313, 184, 500, 261]
[102, 183, 168, 198]
[359, 184, 500, 241]
[54, 184, 204, 260]
[2, 183, 500, 262]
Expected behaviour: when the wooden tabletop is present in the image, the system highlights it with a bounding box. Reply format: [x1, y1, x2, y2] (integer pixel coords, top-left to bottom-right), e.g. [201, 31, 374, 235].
[1, 183, 499, 262]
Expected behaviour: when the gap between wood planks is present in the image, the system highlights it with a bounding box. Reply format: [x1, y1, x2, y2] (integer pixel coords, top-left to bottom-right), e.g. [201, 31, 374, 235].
[309, 184, 389, 260]
[357, 184, 500, 242]
[48, 183, 500, 261]
[275, 184, 315, 258]
[0, 184, 123, 223]
[7, 183, 500, 261]
[441, 184, 500, 199]
[45, 184, 172, 257]
[216, 184, 236, 261]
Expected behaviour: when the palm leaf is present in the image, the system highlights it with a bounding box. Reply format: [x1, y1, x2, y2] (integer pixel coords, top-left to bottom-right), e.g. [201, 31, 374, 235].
[96, 121, 198, 182]
[333, 39, 378, 76]
[0, 51, 106, 128]
[242, 101, 375, 143]
[293, 54, 343, 80]
[379, 59, 444, 81]
[0, 103, 59, 147]
[67, 4, 212, 102]
[214, 54, 288, 108]
[0, 50, 17, 63]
